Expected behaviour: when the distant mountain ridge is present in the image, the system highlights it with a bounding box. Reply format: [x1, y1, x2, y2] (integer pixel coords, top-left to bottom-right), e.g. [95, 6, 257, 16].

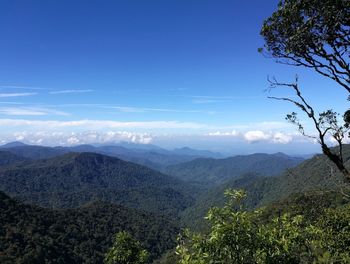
[165, 152, 304, 187]
[171, 147, 223, 158]
[0, 141, 28, 148]
[0, 152, 195, 216]
[0, 141, 222, 169]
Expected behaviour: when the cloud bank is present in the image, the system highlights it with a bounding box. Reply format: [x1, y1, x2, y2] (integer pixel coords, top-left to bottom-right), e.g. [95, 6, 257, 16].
[208, 130, 297, 144]
[8, 131, 153, 146]
[0, 118, 328, 153]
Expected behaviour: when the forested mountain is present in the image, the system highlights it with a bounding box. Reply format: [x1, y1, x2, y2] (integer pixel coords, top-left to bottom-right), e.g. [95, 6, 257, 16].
[0, 191, 179, 263]
[180, 173, 262, 230]
[0, 145, 67, 160]
[181, 146, 350, 230]
[0, 152, 195, 216]
[100, 142, 223, 158]
[259, 190, 349, 224]
[0, 141, 28, 148]
[0, 151, 29, 166]
[169, 147, 222, 158]
[0, 142, 220, 170]
[165, 152, 303, 187]
[65, 145, 200, 169]
[159, 190, 350, 264]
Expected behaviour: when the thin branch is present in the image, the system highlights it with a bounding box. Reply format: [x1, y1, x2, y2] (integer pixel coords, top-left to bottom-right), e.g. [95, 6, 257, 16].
[267, 77, 350, 182]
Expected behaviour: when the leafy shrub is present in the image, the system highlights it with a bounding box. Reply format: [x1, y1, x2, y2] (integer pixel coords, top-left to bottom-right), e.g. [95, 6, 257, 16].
[105, 231, 149, 264]
[176, 189, 350, 263]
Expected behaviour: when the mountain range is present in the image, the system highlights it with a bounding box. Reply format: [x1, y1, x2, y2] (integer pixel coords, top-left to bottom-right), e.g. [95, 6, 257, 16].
[165, 152, 304, 187]
[0, 141, 223, 170]
[180, 145, 350, 230]
[0, 152, 195, 216]
[1, 141, 348, 262]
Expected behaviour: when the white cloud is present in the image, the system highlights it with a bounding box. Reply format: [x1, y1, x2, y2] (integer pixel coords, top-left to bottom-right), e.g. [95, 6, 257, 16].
[208, 130, 240, 137]
[0, 107, 69, 116]
[208, 121, 293, 131]
[0, 102, 22, 105]
[67, 136, 80, 145]
[0, 92, 37, 98]
[242, 121, 293, 130]
[244, 130, 271, 143]
[0, 108, 46, 116]
[272, 132, 293, 144]
[326, 134, 350, 145]
[49, 89, 93, 95]
[111, 106, 145, 113]
[209, 129, 296, 144]
[9, 131, 153, 146]
[0, 117, 318, 147]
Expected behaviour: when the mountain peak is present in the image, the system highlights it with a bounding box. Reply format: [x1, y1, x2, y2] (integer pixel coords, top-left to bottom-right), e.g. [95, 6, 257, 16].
[0, 141, 28, 148]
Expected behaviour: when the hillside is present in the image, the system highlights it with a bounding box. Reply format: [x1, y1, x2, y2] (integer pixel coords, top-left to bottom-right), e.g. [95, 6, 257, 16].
[0, 151, 29, 166]
[0, 191, 179, 263]
[181, 146, 350, 230]
[180, 173, 262, 230]
[165, 152, 303, 187]
[0, 152, 195, 216]
[258, 190, 349, 224]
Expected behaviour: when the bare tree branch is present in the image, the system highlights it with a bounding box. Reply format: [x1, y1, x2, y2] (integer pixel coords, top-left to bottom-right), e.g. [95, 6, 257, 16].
[268, 77, 350, 182]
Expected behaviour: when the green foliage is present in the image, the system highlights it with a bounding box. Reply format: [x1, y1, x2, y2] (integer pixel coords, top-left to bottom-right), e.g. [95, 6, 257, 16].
[261, 0, 350, 180]
[260, 0, 350, 92]
[105, 231, 149, 264]
[176, 189, 350, 263]
[0, 152, 195, 217]
[0, 191, 179, 263]
[154, 250, 180, 264]
[180, 173, 263, 231]
[315, 205, 350, 262]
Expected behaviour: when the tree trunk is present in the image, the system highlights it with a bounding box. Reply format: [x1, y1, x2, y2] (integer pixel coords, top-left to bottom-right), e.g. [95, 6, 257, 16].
[322, 144, 350, 183]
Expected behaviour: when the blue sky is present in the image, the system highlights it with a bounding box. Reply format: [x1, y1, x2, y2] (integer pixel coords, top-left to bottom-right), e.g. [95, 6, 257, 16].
[0, 0, 348, 154]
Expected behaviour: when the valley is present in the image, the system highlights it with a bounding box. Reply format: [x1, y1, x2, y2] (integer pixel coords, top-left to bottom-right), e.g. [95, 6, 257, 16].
[1, 141, 348, 263]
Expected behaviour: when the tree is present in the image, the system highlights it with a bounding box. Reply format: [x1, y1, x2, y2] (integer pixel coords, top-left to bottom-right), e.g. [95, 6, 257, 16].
[260, 0, 350, 93]
[267, 76, 350, 181]
[175, 189, 349, 263]
[105, 231, 149, 264]
[260, 0, 350, 181]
